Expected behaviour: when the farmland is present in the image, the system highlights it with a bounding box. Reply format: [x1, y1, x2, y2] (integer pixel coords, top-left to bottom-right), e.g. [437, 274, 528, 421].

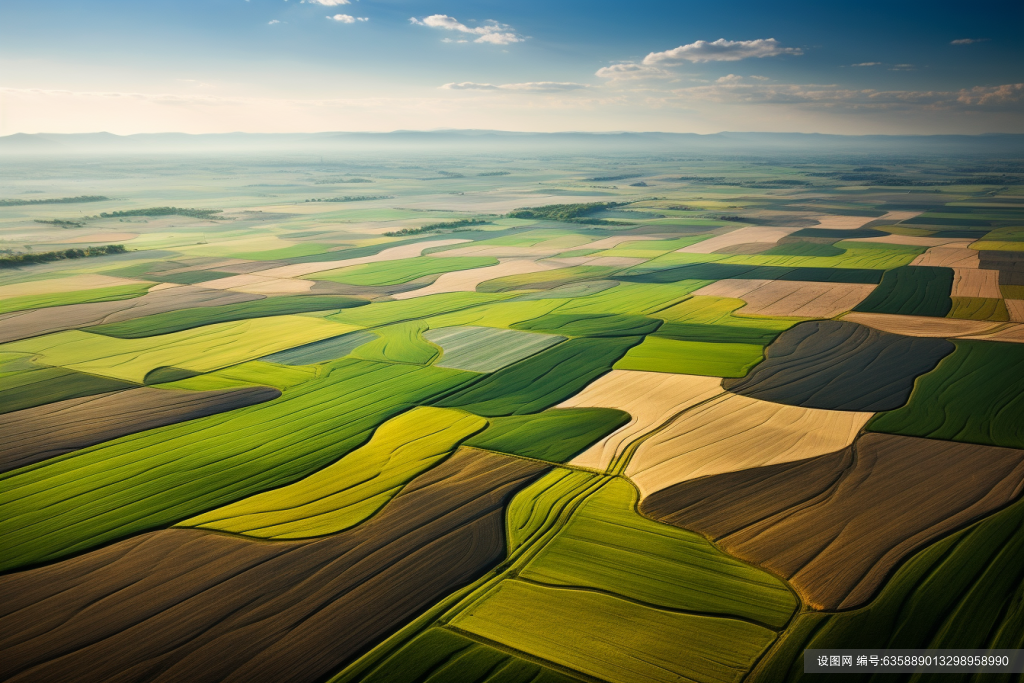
[1, 149, 1022, 683]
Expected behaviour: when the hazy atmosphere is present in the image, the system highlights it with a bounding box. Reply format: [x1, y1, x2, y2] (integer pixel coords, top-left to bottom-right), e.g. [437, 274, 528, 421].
[2, 0, 1023, 135]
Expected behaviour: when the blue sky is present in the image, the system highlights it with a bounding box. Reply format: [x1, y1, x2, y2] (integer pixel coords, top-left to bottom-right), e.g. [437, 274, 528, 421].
[1, 0, 1021, 134]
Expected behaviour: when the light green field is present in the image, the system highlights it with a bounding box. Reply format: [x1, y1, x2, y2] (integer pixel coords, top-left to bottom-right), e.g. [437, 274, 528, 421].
[425, 325, 565, 372]
[350, 321, 440, 365]
[614, 336, 765, 376]
[180, 406, 486, 538]
[0, 283, 154, 315]
[0, 316, 359, 383]
[309, 256, 498, 286]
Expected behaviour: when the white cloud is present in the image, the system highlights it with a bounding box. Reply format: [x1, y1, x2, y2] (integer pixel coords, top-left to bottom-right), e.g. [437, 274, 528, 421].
[327, 14, 367, 23]
[716, 74, 744, 84]
[644, 38, 802, 64]
[268, 19, 281, 25]
[305, 0, 351, 4]
[410, 14, 523, 45]
[442, 81, 589, 92]
[951, 38, 989, 45]
[851, 62, 882, 67]
[595, 62, 670, 80]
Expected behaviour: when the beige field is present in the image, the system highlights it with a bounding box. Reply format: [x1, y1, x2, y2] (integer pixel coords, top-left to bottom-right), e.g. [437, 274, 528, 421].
[910, 246, 981, 268]
[1006, 300, 1024, 323]
[676, 226, 798, 254]
[556, 370, 725, 472]
[692, 280, 875, 317]
[579, 234, 675, 251]
[951, 267, 1002, 298]
[437, 245, 566, 259]
[543, 255, 647, 268]
[962, 322, 1024, 342]
[625, 393, 872, 498]
[0, 274, 147, 300]
[200, 274, 315, 295]
[392, 259, 557, 300]
[254, 239, 471, 279]
[841, 311, 1001, 337]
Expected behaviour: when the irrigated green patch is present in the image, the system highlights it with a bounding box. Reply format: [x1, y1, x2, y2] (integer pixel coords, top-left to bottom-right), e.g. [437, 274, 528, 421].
[88, 295, 368, 338]
[614, 336, 765, 377]
[309, 256, 498, 286]
[521, 478, 797, 627]
[161, 360, 318, 391]
[0, 284, 154, 315]
[180, 406, 486, 538]
[147, 270, 237, 285]
[853, 266, 954, 317]
[465, 408, 630, 462]
[655, 321, 784, 345]
[513, 312, 662, 337]
[425, 326, 565, 373]
[0, 359, 474, 571]
[476, 266, 615, 293]
[330, 292, 512, 328]
[947, 296, 1010, 321]
[350, 321, 439, 365]
[260, 330, 377, 365]
[868, 340, 1024, 449]
[434, 336, 641, 416]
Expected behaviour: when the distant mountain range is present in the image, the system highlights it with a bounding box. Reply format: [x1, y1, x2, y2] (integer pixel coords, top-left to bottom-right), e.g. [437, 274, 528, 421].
[3, 130, 1023, 156]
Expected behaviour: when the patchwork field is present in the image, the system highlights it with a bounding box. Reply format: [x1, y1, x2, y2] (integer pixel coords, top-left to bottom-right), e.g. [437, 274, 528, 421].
[1, 151, 1022, 683]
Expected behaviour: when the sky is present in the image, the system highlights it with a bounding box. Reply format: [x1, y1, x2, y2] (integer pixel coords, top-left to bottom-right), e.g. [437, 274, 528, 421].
[1, 0, 1022, 135]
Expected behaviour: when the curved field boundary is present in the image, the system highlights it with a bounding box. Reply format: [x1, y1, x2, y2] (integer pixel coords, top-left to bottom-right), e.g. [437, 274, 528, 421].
[475, 265, 616, 293]
[518, 478, 797, 627]
[841, 311, 1002, 337]
[0, 386, 280, 474]
[947, 296, 1009, 321]
[194, 273, 316, 294]
[0, 285, 263, 344]
[350, 321, 440, 365]
[392, 260, 559, 300]
[260, 330, 377, 365]
[512, 279, 619, 300]
[693, 279, 876, 318]
[558, 370, 724, 472]
[0, 284, 155, 317]
[434, 336, 642, 417]
[0, 274, 148, 300]
[0, 450, 547, 683]
[0, 360, 475, 571]
[642, 433, 1024, 610]
[852, 265, 954, 317]
[614, 337, 765, 378]
[910, 245, 981, 268]
[513, 312, 662, 338]
[624, 393, 872, 498]
[85, 295, 368, 338]
[449, 580, 778, 683]
[724, 320, 955, 411]
[0, 367, 138, 416]
[180, 407, 486, 538]
[867, 340, 1024, 448]
[425, 326, 565, 373]
[748, 493, 1024, 682]
[307, 256, 498, 286]
[0, 316, 359, 383]
[251, 238, 472, 279]
[464, 408, 630, 463]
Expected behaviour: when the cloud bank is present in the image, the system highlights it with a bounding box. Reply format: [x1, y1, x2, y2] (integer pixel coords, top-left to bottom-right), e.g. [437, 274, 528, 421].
[327, 14, 367, 23]
[644, 38, 802, 64]
[410, 15, 523, 45]
[442, 81, 588, 92]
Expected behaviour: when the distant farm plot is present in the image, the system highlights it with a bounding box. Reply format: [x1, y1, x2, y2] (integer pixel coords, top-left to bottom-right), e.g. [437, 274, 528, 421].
[425, 325, 564, 372]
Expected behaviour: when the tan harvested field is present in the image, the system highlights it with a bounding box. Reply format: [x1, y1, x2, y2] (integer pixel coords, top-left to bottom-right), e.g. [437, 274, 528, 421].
[544, 255, 647, 268]
[910, 246, 981, 268]
[392, 259, 557, 300]
[676, 226, 798, 254]
[1006, 300, 1024, 323]
[556, 370, 725, 472]
[0, 449, 547, 683]
[436, 245, 565, 259]
[200, 274, 315, 294]
[0, 386, 280, 473]
[841, 311, 1001, 337]
[0, 286, 263, 344]
[624, 393, 872, 498]
[641, 434, 1024, 610]
[0, 274, 147, 300]
[951, 267, 1002, 298]
[149, 282, 182, 291]
[692, 280, 875, 317]
[962, 322, 1024, 342]
[255, 239, 470, 279]
[846, 235, 973, 247]
[581, 234, 675, 251]
[808, 211, 919, 231]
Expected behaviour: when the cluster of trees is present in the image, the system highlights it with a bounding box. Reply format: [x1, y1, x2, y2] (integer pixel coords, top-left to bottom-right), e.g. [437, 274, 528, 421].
[506, 201, 629, 225]
[587, 173, 641, 182]
[0, 196, 108, 207]
[383, 218, 487, 237]
[34, 219, 84, 228]
[98, 207, 223, 219]
[304, 196, 392, 203]
[0, 244, 127, 268]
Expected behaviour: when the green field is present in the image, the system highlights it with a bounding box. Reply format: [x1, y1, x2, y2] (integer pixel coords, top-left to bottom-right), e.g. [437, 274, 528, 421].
[465, 408, 629, 462]
[310, 256, 498, 285]
[614, 336, 765, 376]
[0, 283, 153, 315]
